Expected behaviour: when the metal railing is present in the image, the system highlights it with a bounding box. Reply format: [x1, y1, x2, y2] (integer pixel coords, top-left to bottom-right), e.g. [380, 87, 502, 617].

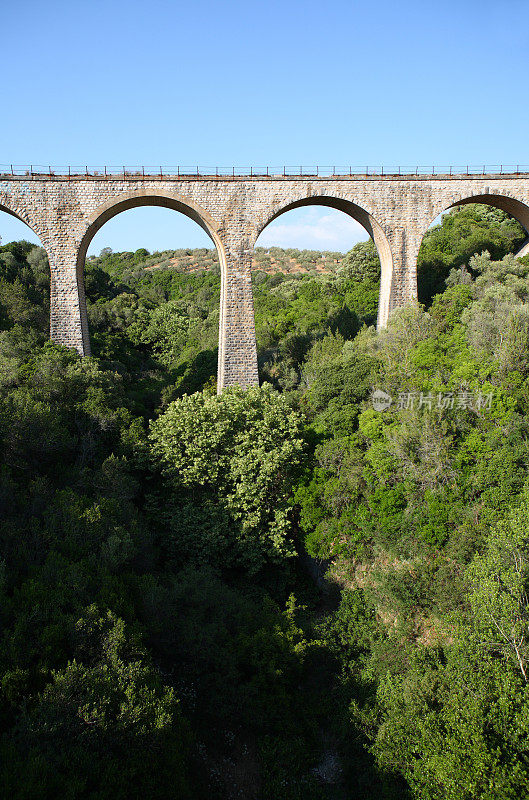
[1, 164, 528, 178]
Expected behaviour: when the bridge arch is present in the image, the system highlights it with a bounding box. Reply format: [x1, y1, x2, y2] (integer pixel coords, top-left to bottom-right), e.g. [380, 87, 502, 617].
[78, 188, 226, 274]
[0, 199, 49, 246]
[253, 195, 393, 329]
[419, 192, 529, 252]
[76, 189, 228, 378]
[416, 192, 529, 301]
[425, 192, 529, 235]
[0, 201, 52, 344]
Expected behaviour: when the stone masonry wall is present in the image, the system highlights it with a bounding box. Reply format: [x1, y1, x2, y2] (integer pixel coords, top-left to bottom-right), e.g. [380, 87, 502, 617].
[1, 173, 529, 391]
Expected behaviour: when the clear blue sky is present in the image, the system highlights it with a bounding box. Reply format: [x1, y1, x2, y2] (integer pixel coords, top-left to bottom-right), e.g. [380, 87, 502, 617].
[2, 0, 528, 253]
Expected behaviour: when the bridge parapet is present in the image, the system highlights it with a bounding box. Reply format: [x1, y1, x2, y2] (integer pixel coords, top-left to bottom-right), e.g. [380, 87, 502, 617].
[2, 165, 529, 179]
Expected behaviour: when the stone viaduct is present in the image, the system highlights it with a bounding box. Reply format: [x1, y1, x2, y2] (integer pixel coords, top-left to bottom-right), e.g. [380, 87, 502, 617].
[1, 170, 529, 391]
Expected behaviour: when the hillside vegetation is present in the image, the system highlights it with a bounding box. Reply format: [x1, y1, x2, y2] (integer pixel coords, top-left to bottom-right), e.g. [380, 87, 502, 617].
[90, 245, 344, 279]
[1, 204, 529, 799]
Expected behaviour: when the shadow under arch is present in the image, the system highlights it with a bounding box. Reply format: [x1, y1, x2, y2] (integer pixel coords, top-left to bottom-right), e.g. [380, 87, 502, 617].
[76, 189, 228, 380]
[253, 195, 393, 329]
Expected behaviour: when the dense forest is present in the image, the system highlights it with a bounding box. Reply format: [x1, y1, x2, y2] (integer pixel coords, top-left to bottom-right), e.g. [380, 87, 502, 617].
[1, 203, 529, 799]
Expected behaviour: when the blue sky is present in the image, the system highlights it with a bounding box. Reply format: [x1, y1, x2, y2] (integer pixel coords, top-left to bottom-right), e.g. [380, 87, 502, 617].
[1, 0, 528, 253]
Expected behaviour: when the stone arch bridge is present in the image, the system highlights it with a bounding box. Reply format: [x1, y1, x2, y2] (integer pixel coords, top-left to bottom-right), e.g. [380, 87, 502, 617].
[2, 170, 529, 391]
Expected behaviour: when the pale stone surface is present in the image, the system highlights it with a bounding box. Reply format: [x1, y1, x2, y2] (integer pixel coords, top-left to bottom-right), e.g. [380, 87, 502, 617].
[1, 173, 529, 390]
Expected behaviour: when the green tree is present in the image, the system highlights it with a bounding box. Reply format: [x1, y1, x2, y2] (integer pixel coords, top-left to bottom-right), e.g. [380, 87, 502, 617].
[2, 607, 191, 800]
[149, 385, 306, 572]
[337, 240, 381, 325]
[417, 204, 526, 304]
[371, 492, 529, 799]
